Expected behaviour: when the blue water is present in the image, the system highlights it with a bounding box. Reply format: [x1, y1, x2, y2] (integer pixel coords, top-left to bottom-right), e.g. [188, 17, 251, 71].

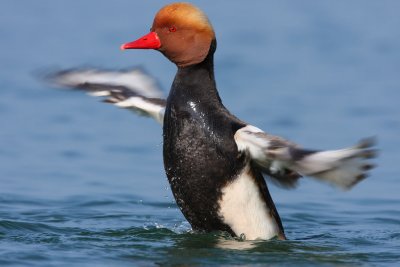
[1, 0, 399, 266]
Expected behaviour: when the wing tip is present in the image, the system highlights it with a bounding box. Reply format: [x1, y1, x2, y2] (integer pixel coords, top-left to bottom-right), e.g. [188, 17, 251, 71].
[356, 136, 377, 149]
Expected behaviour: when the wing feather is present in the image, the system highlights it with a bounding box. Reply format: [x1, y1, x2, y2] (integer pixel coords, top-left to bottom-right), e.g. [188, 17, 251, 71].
[235, 125, 377, 190]
[46, 67, 166, 124]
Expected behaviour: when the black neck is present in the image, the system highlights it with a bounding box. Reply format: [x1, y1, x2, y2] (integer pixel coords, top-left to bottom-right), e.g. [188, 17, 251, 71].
[169, 40, 222, 104]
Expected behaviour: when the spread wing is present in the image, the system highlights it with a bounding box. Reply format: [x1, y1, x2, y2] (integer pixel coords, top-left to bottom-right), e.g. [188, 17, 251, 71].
[46, 68, 166, 124]
[235, 125, 377, 190]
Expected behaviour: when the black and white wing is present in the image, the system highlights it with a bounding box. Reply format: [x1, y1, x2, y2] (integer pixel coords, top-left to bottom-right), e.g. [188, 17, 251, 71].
[235, 125, 377, 190]
[47, 68, 166, 124]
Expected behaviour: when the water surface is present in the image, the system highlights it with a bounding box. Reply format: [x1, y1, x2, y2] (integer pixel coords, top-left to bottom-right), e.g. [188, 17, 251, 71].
[0, 0, 399, 266]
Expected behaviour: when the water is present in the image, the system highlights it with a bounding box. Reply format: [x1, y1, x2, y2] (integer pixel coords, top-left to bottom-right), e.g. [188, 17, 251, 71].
[1, 0, 399, 266]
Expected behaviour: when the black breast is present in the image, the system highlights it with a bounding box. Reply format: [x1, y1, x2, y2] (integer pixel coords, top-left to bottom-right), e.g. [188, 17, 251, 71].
[163, 59, 246, 233]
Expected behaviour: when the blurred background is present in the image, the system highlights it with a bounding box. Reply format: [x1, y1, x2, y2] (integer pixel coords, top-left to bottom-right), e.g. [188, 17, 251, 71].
[0, 0, 399, 266]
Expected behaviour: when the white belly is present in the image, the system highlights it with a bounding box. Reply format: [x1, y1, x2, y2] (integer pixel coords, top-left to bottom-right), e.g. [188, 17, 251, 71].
[218, 165, 281, 240]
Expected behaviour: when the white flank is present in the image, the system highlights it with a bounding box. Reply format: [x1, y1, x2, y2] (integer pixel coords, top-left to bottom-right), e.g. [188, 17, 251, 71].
[218, 165, 280, 240]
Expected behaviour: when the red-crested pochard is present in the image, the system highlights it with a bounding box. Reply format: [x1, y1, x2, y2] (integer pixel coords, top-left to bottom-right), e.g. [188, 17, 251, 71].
[50, 2, 376, 240]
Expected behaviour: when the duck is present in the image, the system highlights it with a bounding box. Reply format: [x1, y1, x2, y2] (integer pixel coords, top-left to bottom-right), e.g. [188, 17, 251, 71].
[49, 2, 376, 240]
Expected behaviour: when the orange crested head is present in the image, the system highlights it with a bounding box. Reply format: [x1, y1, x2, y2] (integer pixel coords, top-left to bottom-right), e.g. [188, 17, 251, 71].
[122, 2, 216, 68]
[152, 2, 215, 40]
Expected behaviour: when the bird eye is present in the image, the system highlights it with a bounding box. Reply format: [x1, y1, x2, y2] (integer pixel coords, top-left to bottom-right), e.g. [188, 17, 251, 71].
[169, 26, 177, 32]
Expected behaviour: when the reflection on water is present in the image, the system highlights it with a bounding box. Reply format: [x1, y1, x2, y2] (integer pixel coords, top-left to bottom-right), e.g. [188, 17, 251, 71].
[215, 238, 259, 251]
